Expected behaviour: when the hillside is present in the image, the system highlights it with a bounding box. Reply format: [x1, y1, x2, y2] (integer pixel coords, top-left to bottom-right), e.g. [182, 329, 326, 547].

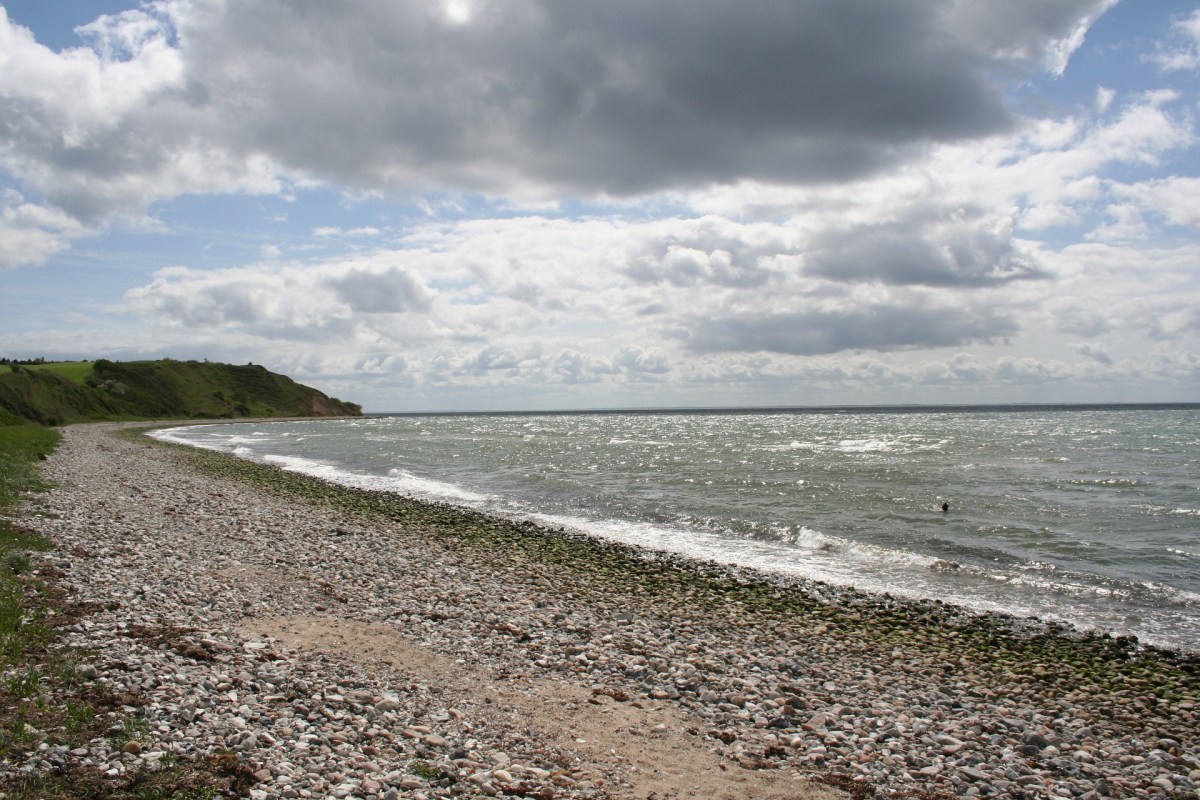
[0, 360, 362, 426]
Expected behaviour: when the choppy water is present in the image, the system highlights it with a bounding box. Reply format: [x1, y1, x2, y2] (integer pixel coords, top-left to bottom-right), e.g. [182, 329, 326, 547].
[153, 405, 1200, 652]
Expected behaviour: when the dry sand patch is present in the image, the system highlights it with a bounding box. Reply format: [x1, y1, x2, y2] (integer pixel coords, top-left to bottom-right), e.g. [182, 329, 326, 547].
[243, 615, 847, 800]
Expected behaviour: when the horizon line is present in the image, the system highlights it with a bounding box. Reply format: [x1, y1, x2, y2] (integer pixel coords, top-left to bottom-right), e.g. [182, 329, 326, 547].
[363, 400, 1200, 417]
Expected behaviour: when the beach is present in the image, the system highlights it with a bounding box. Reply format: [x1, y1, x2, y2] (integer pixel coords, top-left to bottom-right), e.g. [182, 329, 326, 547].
[10, 423, 1200, 799]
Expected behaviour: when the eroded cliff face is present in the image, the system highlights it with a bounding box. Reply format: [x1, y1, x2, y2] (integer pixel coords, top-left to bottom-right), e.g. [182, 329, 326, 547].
[309, 393, 361, 417]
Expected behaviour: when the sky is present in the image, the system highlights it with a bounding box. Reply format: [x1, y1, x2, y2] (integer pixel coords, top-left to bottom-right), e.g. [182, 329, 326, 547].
[1, 1, 1198, 412]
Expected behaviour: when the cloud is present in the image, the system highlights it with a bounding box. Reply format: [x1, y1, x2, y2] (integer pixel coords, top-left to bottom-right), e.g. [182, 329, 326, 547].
[804, 205, 1046, 287]
[686, 301, 1019, 357]
[995, 356, 1070, 384]
[0, 192, 84, 268]
[121, 255, 436, 343]
[627, 244, 773, 289]
[1147, 8, 1200, 72]
[552, 350, 618, 384]
[942, 0, 1117, 75]
[462, 344, 526, 373]
[327, 267, 432, 314]
[5, 0, 1194, 410]
[112, 190, 1199, 389]
[211, 0, 1107, 196]
[166, 0, 1028, 196]
[1072, 342, 1113, 365]
[0, 0, 1122, 268]
[614, 345, 669, 376]
[1088, 202, 1149, 242]
[0, 4, 283, 229]
[1110, 176, 1200, 228]
[315, 226, 383, 238]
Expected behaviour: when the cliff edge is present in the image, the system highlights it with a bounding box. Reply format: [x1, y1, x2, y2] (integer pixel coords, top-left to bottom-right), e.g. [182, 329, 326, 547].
[0, 359, 362, 425]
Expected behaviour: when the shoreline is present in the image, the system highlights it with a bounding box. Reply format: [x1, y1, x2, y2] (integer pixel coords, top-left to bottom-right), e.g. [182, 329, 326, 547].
[11, 423, 1200, 798]
[155, 419, 1197, 664]
[152, 412, 1200, 658]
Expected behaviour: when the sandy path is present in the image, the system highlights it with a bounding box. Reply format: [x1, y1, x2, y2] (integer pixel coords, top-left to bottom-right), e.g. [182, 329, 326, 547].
[241, 613, 846, 800]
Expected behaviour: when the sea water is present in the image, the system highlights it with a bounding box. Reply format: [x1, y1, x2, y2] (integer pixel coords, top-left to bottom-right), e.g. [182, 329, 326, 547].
[152, 405, 1200, 652]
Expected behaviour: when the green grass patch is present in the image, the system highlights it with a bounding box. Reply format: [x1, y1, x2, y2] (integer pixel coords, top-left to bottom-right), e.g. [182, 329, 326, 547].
[0, 755, 255, 799]
[0, 426, 60, 512]
[18, 362, 95, 386]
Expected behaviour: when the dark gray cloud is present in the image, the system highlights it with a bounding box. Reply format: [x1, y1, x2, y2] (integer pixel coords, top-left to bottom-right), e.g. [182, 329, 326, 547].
[168, 0, 1108, 196]
[0, 0, 1114, 241]
[805, 206, 1049, 287]
[945, 0, 1114, 69]
[687, 304, 1018, 356]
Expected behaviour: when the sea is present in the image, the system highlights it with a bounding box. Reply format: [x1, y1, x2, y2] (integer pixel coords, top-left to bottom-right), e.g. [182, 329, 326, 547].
[151, 404, 1200, 654]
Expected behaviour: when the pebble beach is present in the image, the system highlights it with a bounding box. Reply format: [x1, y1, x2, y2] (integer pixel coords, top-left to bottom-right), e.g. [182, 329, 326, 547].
[9, 422, 1200, 799]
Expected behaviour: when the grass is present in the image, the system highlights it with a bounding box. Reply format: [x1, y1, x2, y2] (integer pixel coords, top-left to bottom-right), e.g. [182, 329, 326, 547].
[11, 363, 95, 386]
[0, 425, 59, 511]
[0, 359, 360, 426]
[0, 423, 254, 798]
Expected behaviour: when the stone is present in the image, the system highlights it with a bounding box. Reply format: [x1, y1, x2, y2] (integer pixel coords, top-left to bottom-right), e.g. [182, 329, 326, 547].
[12, 424, 1197, 800]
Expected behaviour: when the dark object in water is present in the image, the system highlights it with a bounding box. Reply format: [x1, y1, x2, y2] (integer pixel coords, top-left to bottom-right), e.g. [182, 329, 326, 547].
[941, 500, 949, 513]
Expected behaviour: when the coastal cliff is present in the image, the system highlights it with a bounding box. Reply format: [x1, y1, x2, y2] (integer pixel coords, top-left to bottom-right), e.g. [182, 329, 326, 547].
[0, 359, 362, 425]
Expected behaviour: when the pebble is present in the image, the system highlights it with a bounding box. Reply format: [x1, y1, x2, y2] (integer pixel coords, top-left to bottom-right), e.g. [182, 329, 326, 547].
[8, 423, 1199, 799]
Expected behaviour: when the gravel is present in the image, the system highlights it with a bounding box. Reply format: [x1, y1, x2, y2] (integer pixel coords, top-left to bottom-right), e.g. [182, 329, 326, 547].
[8, 422, 1199, 799]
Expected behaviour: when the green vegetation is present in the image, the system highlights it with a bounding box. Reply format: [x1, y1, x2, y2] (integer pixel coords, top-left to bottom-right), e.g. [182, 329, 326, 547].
[0, 426, 59, 512]
[0, 424, 254, 797]
[1, 361, 94, 386]
[0, 359, 362, 426]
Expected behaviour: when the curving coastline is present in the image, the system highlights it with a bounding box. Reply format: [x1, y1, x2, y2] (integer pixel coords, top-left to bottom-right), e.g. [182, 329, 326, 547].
[10, 422, 1200, 798]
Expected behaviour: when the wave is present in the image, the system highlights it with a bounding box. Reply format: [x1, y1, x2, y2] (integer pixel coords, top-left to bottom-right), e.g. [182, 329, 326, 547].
[607, 438, 672, 446]
[983, 561, 1200, 609]
[227, 436, 261, 445]
[836, 438, 895, 453]
[762, 440, 816, 452]
[252, 454, 492, 505]
[793, 527, 937, 569]
[383, 467, 490, 504]
[1067, 478, 1144, 488]
[147, 425, 222, 450]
